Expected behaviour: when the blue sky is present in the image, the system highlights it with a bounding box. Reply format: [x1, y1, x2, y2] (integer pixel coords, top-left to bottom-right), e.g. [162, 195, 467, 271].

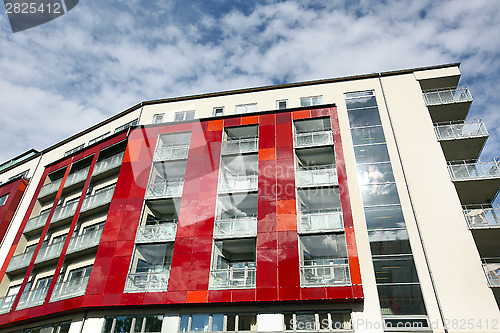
[0, 0, 499, 163]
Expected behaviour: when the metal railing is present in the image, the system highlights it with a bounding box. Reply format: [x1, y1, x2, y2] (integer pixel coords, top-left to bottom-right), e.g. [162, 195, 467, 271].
[50, 276, 90, 302]
[221, 138, 258, 155]
[423, 86, 473, 106]
[24, 211, 50, 233]
[34, 241, 64, 264]
[448, 159, 500, 181]
[0, 295, 15, 314]
[213, 217, 257, 239]
[64, 167, 90, 188]
[482, 259, 500, 287]
[6, 250, 34, 272]
[16, 286, 50, 310]
[145, 181, 184, 199]
[52, 201, 78, 223]
[67, 228, 104, 254]
[92, 152, 125, 176]
[124, 271, 170, 293]
[294, 130, 333, 148]
[80, 186, 115, 213]
[296, 166, 338, 187]
[218, 174, 258, 193]
[38, 178, 62, 198]
[135, 222, 177, 243]
[434, 120, 488, 141]
[300, 259, 350, 286]
[298, 211, 344, 233]
[153, 145, 190, 161]
[210, 266, 256, 289]
[463, 205, 500, 229]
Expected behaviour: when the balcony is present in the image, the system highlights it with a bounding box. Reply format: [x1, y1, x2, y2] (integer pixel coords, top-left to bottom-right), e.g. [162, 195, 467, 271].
[63, 166, 90, 189]
[153, 144, 190, 161]
[482, 259, 500, 287]
[0, 295, 15, 314]
[67, 228, 103, 254]
[135, 222, 177, 243]
[145, 181, 184, 199]
[124, 270, 169, 293]
[298, 211, 343, 233]
[50, 276, 90, 302]
[80, 186, 115, 214]
[209, 266, 256, 289]
[221, 138, 258, 155]
[24, 211, 50, 234]
[434, 121, 488, 160]
[51, 201, 78, 224]
[92, 152, 124, 176]
[16, 286, 49, 310]
[218, 174, 258, 193]
[34, 241, 64, 265]
[300, 259, 350, 286]
[423, 86, 473, 123]
[296, 166, 338, 187]
[294, 130, 333, 148]
[464, 205, 500, 257]
[448, 159, 500, 204]
[6, 250, 34, 273]
[213, 217, 257, 239]
[38, 178, 62, 199]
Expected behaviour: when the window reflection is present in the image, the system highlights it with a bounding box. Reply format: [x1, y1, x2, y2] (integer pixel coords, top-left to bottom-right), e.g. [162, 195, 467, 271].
[361, 183, 400, 206]
[368, 229, 412, 255]
[364, 206, 405, 230]
[346, 95, 378, 110]
[353, 144, 390, 163]
[347, 107, 382, 128]
[373, 256, 419, 284]
[351, 126, 386, 145]
[377, 284, 427, 315]
[357, 163, 395, 185]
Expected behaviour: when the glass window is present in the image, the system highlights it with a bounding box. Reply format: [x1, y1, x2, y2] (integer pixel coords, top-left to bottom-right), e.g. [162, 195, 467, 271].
[345, 95, 378, 110]
[153, 113, 164, 124]
[373, 256, 419, 284]
[226, 315, 236, 331]
[284, 314, 294, 330]
[277, 100, 288, 109]
[0, 193, 9, 206]
[300, 96, 323, 107]
[377, 284, 427, 315]
[212, 315, 224, 332]
[368, 229, 412, 255]
[353, 144, 390, 164]
[175, 112, 185, 121]
[347, 107, 382, 128]
[295, 313, 315, 330]
[213, 107, 224, 117]
[191, 314, 209, 332]
[235, 103, 257, 114]
[238, 315, 257, 331]
[357, 163, 395, 185]
[175, 111, 196, 121]
[130, 243, 174, 273]
[364, 206, 405, 230]
[360, 183, 400, 206]
[180, 315, 189, 332]
[351, 126, 386, 145]
[300, 234, 347, 261]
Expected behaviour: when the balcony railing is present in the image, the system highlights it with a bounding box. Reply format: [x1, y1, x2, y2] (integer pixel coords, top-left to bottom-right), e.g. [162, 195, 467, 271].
[210, 266, 256, 289]
[64, 166, 90, 188]
[482, 260, 500, 287]
[153, 145, 190, 161]
[92, 152, 124, 176]
[300, 259, 350, 286]
[298, 211, 344, 233]
[296, 166, 338, 187]
[52, 201, 78, 223]
[0, 295, 15, 314]
[145, 181, 184, 199]
[6, 250, 34, 272]
[80, 187, 115, 213]
[434, 121, 488, 141]
[124, 270, 170, 293]
[67, 228, 104, 254]
[463, 205, 500, 229]
[448, 159, 500, 181]
[34, 241, 64, 264]
[218, 174, 258, 193]
[38, 178, 62, 198]
[213, 217, 257, 239]
[221, 138, 258, 155]
[24, 211, 50, 233]
[50, 276, 90, 302]
[16, 286, 49, 310]
[135, 222, 177, 243]
[294, 131, 333, 148]
[423, 86, 473, 106]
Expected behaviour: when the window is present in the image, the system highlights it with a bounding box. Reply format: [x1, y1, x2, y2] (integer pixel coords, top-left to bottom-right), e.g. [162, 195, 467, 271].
[103, 315, 163, 333]
[8, 170, 29, 181]
[175, 110, 196, 121]
[0, 193, 9, 207]
[213, 107, 224, 117]
[64, 144, 85, 157]
[276, 99, 288, 109]
[15, 321, 71, 333]
[235, 103, 257, 114]
[153, 113, 164, 124]
[88, 132, 111, 146]
[67, 265, 92, 283]
[284, 312, 351, 331]
[180, 314, 257, 332]
[114, 119, 138, 133]
[300, 96, 323, 107]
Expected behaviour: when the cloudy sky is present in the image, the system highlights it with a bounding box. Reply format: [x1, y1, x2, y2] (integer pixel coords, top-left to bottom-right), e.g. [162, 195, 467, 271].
[0, 0, 499, 163]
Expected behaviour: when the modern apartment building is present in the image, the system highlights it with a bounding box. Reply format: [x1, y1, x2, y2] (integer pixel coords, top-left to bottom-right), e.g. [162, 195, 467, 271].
[0, 63, 498, 333]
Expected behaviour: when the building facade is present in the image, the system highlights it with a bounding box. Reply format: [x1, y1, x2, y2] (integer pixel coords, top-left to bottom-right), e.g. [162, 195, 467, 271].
[0, 63, 498, 332]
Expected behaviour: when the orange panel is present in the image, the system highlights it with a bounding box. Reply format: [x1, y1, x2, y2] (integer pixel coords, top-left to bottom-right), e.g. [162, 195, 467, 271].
[292, 110, 311, 120]
[277, 214, 297, 231]
[258, 148, 276, 161]
[186, 290, 208, 303]
[208, 119, 224, 131]
[276, 200, 296, 215]
[349, 257, 362, 284]
[242, 115, 259, 125]
[124, 139, 143, 162]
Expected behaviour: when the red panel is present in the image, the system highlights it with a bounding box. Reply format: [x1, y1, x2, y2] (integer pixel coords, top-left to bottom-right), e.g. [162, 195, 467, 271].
[257, 287, 278, 301]
[231, 289, 256, 302]
[279, 287, 301, 301]
[258, 125, 276, 149]
[208, 290, 232, 303]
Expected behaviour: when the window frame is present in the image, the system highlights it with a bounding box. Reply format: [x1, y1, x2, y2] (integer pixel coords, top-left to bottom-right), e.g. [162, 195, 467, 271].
[300, 96, 323, 107]
[179, 313, 258, 332]
[0, 193, 9, 207]
[153, 113, 165, 124]
[213, 107, 224, 117]
[175, 111, 196, 122]
[276, 99, 288, 110]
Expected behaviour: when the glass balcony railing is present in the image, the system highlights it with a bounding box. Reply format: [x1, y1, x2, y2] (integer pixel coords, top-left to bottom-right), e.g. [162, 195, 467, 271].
[38, 179, 62, 198]
[213, 217, 257, 239]
[92, 152, 125, 176]
[482, 260, 500, 287]
[34, 241, 64, 264]
[296, 166, 338, 187]
[221, 138, 258, 155]
[210, 266, 256, 289]
[218, 174, 258, 193]
[67, 228, 104, 254]
[294, 131, 333, 148]
[64, 167, 90, 188]
[298, 211, 344, 233]
[145, 181, 184, 199]
[423, 86, 472, 106]
[124, 270, 170, 293]
[52, 201, 78, 224]
[300, 259, 350, 286]
[80, 187, 115, 213]
[0, 295, 15, 314]
[135, 222, 177, 243]
[153, 145, 190, 161]
[24, 211, 50, 233]
[6, 250, 34, 272]
[448, 159, 500, 181]
[463, 205, 500, 229]
[434, 121, 488, 141]
[16, 286, 49, 310]
[50, 276, 90, 302]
